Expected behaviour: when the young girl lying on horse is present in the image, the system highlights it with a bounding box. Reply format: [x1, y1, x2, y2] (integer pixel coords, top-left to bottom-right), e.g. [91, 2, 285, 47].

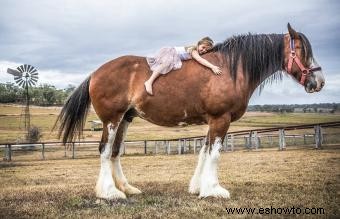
[144, 37, 222, 95]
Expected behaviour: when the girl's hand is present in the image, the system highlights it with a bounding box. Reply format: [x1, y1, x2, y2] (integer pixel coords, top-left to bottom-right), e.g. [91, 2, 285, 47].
[211, 65, 222, 75]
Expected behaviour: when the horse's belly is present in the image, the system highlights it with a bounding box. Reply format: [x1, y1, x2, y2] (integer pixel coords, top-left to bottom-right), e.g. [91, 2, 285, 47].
[135, 105, 206, 127]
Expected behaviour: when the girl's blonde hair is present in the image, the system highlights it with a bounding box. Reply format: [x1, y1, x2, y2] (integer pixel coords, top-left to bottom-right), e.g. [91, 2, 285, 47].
[197, 37, 214, 48]
[186, 37, 214, 53]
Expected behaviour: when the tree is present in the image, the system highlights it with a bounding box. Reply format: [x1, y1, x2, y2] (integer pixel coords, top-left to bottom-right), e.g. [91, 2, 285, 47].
[41, 84, 57, 105]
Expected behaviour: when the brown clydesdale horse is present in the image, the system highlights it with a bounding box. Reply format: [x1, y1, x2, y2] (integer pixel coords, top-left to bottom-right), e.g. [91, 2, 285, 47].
[55, 24, 325, 200]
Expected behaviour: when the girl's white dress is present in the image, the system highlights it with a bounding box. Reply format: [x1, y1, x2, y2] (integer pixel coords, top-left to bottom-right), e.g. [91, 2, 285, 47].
[146, 46, 193, 74]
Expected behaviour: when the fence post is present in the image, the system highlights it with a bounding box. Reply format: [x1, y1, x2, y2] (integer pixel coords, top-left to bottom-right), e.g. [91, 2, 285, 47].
[72, 142, 75, 159]
[182, 139, 186, 153]
[224, 135, 228, 151]
[230, 134, 234, 151]
[178, 139, 182, 155]
[167, 141, 171, 155]
[5, 144, 12, 161]
[314, 125, 323, 149]
[248, 132, 253, 149]
[253, 131, 259, 150]
[188, 139, 191, 152]
[155, 141, 158, 154]
[42, 143, 45, 160]
[303, 134, 307, 145]
[144, 140, 147, 154]
[193, 139, 197, 154]
[279, 129, 286, 150]
[163, 141, 166, 154]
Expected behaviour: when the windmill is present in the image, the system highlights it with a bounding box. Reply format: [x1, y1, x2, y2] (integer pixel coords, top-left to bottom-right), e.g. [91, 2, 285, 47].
[7, 64, 39, 138]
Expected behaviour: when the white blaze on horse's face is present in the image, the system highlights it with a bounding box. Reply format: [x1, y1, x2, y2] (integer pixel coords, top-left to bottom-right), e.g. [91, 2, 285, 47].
[311, 60, 325, 92]
[305, 59, 325, 93]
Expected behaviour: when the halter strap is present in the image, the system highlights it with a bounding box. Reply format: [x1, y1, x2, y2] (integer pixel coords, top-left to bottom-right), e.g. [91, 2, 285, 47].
[285, 37, 321, 85]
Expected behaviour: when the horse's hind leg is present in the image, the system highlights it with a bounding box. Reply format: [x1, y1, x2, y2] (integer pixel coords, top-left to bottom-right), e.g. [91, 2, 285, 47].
[111, 117, 142, 195]
[96, 118, 126, 199]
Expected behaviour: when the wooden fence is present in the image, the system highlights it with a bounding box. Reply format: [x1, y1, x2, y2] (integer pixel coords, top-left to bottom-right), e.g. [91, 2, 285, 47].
[1, 121, 340, 161]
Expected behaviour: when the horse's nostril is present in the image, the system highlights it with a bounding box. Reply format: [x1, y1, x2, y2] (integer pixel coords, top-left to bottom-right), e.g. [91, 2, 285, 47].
[321, 82, 325, 88]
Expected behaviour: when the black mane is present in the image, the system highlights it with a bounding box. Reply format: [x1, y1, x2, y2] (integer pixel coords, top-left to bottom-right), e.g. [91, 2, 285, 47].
[212, 33, 285, 89]
[212, 32, 314, 91]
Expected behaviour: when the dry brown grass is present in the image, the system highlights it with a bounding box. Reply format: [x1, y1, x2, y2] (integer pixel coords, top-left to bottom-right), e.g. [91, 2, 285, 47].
[1, 145, 339, 218]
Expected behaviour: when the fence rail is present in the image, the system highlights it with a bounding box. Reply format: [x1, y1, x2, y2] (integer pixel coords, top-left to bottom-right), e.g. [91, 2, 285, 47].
[1, 121, 340, 161]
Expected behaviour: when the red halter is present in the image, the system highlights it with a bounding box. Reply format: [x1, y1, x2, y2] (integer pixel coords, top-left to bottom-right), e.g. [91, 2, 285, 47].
[285, 37, 321, 85]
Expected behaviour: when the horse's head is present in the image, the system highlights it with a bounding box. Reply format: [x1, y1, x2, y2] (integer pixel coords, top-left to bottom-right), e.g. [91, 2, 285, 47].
[284, 23, 325, 93]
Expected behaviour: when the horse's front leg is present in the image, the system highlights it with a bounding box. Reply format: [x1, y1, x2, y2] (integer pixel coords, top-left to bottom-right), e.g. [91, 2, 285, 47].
[197, 113, 231, 199]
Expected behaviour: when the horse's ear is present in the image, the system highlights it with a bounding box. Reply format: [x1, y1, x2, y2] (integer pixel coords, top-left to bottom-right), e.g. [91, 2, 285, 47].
[287, 23, 299, 39]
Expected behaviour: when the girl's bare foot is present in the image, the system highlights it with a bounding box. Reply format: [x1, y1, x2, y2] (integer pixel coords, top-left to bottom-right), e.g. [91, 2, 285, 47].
[144, 81, 153, 95]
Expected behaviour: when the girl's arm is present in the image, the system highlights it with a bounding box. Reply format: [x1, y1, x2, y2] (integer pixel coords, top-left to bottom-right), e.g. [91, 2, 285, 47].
[191, 50, 222, 75]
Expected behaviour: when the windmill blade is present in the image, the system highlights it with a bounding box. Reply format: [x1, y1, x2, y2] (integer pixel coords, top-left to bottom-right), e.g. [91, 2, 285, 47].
[27, 65, 34, 73]
[31, 76, 38, 80]
[30, 69, 38, 74]
[15, 77, 23, 83]
[31, 78, 38, 83]
[17, 65, 24, 73]
[15, 79, 22, 85]
[14, 75, 22, 80]
[7, 68, 22, 77]
[18, 80, 25, 87]
[28, 80, 33, 87]
[23, 64, 28, 72]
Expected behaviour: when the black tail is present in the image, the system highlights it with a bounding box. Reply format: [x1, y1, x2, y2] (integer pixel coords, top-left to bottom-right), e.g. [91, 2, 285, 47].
[54, 76, 91, 144]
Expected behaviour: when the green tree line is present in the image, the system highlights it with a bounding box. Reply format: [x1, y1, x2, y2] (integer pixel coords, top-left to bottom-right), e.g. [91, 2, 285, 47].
[0, 82, 75, 106]
[248, 103, 339, 113]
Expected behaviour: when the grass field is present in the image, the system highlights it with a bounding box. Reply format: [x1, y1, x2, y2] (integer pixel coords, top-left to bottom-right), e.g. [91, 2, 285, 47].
[0, 146, 339, 218]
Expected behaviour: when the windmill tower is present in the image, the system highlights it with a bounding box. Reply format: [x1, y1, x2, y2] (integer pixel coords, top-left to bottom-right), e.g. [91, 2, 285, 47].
[7, 64, 39, 137]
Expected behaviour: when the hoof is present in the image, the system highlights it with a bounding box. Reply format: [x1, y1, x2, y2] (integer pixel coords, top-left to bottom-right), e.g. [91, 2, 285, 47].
[116, 181, 142, 195]
[125, 184, 142, 195]
[96, 186, 127, 200]
[199, 185, 230, 199]
[189, 178, 200, 195]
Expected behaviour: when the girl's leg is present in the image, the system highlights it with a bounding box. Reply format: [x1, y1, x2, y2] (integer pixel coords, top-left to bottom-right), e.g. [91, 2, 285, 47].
[144, 71, 161, 95]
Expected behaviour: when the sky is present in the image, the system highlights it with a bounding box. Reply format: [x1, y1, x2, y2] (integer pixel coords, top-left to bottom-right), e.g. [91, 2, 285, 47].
[0, 0, 339, 104]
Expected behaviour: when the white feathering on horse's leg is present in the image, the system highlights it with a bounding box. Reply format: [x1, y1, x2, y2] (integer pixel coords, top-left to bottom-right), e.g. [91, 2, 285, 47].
[199, 137, 230, 199]
[189, 144, 207, 194]
[96, 123, 126, 199]
[112, 156, 142, 195]
[112, 120, 142, 195]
